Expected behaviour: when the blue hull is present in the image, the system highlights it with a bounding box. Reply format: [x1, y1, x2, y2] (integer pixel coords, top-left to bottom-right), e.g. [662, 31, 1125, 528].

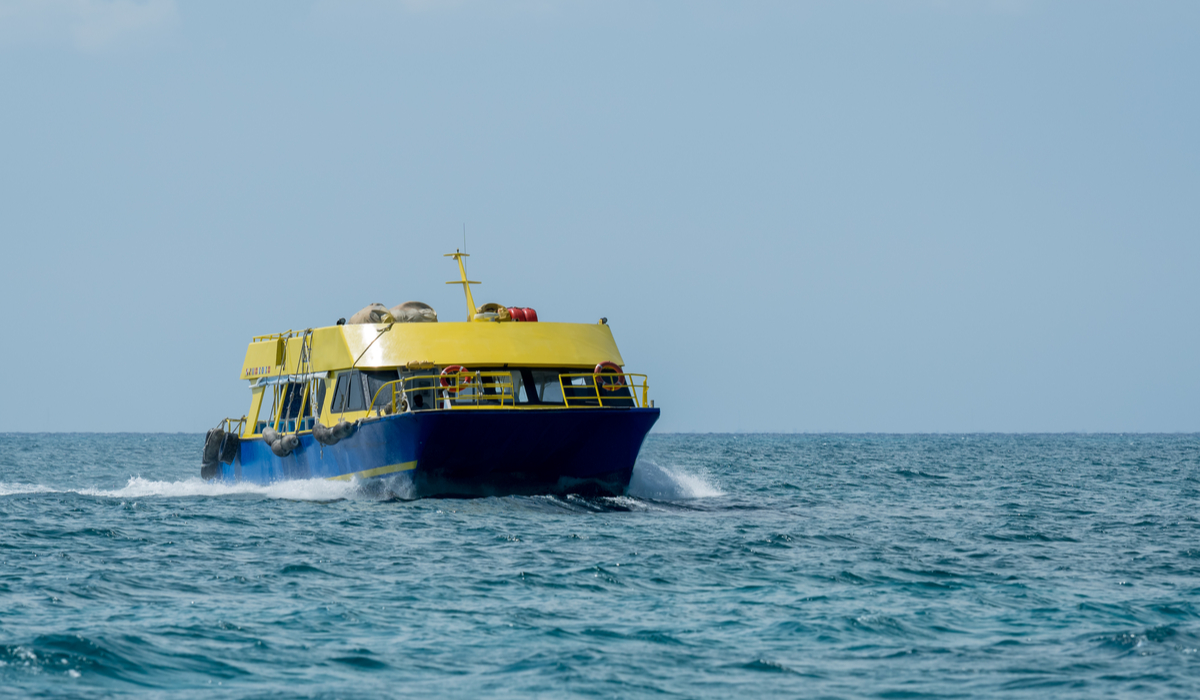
[215, 407, 659, 497]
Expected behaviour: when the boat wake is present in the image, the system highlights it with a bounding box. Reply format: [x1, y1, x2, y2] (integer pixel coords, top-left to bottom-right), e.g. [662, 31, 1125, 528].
[0, 461, 717, 504]
[0, 476, 362, 502]
[627, 459, 723, 500]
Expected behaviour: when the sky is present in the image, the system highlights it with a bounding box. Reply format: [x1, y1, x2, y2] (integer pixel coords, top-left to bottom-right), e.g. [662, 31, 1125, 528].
[0, 0, 1197, 433]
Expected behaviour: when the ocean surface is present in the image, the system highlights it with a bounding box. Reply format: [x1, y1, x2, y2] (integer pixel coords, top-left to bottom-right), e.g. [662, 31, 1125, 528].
[1, 434, 1199, 698]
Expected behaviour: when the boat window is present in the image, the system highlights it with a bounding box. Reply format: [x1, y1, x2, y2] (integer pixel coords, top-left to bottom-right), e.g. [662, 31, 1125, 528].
[401, 371, 438, 411]
[365, 370, 400, 410]
[333, 367, 630, 410]
[331, 373, 348, 412]
[512, 370, 529, 403]
[255, 384, 279, 433]
[559, 372, 598, 405]
[517, 370, 538, 404]
[278, 382, 312, 420]
[346, 373, 367, 412]
[330, 371, 367, 413]
[531, 370, 564, 403]
[313, 379, 326, 417]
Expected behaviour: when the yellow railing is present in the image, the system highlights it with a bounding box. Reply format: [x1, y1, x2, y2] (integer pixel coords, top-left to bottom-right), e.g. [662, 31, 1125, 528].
[251, 330, 296, 343]
[361, 370, 652, 413]
[559, 372, 650, 408]
[219, 416, 247, 434]
[369, 371, 518, 413]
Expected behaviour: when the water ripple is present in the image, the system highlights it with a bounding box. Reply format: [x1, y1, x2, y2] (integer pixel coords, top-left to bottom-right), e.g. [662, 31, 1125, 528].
[1, 433, 1199, 698]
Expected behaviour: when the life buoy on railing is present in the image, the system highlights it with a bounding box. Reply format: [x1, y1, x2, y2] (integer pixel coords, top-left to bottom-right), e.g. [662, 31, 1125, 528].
[593, 361, 626, 392]
[440, 365, 473, 394]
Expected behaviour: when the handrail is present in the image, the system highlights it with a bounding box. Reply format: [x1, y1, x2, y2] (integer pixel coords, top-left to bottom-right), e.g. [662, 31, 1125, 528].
[368, 379, 406, 415]
[368, 371, 518, 414]
[354, 370, 652, 414]
[251, 330, 296, 343]
[558, 372, 650, 408]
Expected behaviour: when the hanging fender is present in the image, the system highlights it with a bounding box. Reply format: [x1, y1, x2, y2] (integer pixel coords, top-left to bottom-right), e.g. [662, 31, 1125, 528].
[314, 419, 360, 446]
[201, 428, 223, 479]
[262, 428, 300, 457]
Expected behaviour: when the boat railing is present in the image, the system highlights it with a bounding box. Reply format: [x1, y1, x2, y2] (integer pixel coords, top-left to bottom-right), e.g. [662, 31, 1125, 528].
[258, 417, 315, 434]
[250, 330, 297, 343]
[558, 373, 650, 408]
[364, 371, 652, 413]
[369, 371, 518, 413]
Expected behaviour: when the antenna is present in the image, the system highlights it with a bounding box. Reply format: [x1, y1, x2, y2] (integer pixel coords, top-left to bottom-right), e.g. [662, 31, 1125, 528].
[463, 223, 466, 254]
[445, 250, 480, 321]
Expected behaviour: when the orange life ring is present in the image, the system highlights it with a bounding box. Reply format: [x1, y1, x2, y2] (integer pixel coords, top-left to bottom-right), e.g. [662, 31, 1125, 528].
[440, 365, 473, 394]
[593, 361, 626, 392]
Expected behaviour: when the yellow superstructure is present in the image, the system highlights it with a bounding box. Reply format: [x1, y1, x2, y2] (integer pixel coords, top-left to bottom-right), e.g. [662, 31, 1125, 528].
[240, 321, 625, 380]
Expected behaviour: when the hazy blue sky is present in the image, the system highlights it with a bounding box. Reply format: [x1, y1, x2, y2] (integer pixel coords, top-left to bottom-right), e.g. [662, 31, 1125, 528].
[1, 0, 1196, 433]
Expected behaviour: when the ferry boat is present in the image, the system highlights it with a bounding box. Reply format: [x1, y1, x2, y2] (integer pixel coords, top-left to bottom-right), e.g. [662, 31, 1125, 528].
[200, 252, 659, 497]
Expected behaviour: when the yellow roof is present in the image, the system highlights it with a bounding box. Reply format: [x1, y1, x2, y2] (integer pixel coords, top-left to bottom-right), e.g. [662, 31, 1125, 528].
[240, 321, 625, 380]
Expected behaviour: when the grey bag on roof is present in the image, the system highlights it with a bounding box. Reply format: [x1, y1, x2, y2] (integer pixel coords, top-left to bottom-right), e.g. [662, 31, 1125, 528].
[390, 301, 438, 323]
[348, 303, 395, 325]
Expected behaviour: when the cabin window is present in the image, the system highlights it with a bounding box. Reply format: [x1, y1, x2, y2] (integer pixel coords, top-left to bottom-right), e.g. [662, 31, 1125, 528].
[331, 373, 348, 412]
[401, 371, 437, 411]
[316, 367, 633, 413]
[531, 369, 564, 403]
[278, 381, 319, 431]
[332, 370, 391, 413]
[347, 374, 366, 411]
[406, 368, 586, 405]
[558, 372, 597, 405]
[365, 370, 400, 410]
[253, 381, 315, 433]
[331, 371, 361, 413]
[278, 382, 312, 421]
[512, 370, 530, 403]
[313, 379, 326, 417]
[527, 368, 632, 406]
[255, 385, 279, 434]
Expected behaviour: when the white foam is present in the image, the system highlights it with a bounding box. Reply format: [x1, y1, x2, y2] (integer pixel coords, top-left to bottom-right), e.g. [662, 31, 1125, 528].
[352, 471, 417, 500]
[2, 463, 716, 502]
[627, 459, 723, 500]
[0, 476, 359, 502]
[0, 483, 58, 497]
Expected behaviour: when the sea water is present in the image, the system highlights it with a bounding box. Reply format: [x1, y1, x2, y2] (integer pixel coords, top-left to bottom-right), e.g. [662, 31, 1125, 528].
[1, 433, 1198, 698]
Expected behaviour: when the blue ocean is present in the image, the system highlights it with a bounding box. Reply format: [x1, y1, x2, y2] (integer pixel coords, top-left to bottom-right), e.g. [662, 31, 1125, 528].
[2, 434, 1198, 698]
